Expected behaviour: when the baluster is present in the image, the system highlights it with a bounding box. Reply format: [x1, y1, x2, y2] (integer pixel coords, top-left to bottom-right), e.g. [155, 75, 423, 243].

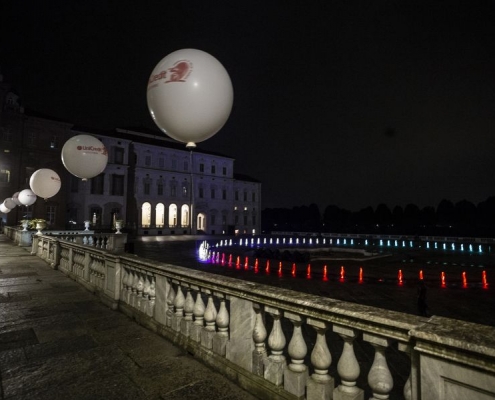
[252, 303, 267, 376]
[124, 268, 134, 304]
[307, 318, 334, 399]
[333, 325, 363, 400]
[172, 282, 185, 331]
[180, 285, 195, 336]
[263, 306, 286, 386]
[398, 342, 416, 400]
[141, 274, 151, 314]
[135, 271, 144, 310]
[364, 333, 393, 400]
[284, 311, 308, 398]
[147, 276, 155, 318]
[191, 287, 205, 342]
[201, 290, 217, 348]
[121, 268, 129, 304]
[166, 279, 176, 328]
[212, 293, 229, 356]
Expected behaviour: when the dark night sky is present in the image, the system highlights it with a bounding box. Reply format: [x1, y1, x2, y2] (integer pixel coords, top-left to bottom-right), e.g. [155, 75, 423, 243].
[1, 1, 495, 212]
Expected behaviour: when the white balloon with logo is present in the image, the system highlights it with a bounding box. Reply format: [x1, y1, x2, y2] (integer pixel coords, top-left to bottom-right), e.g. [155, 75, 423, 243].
[61, 135, 108, 180]
[30, 168, 62, 200]
[0, 203, 11, 213]
[12, 192, 22, 206]
[147, 48, 234, 147]
[3, 198, 16, 209]
[18, 189, 37, 206]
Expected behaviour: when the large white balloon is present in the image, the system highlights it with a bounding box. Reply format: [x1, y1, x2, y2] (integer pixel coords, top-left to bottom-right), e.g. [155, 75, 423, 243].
[0, 203, 11, 213]
[12, 192, 22, 206]
[3, 198, 16, 209]
[30, 169, 61, 199]
[61, 135, 108, 180]
[147, 49, 234, 146]
[18, 189, 37, 206]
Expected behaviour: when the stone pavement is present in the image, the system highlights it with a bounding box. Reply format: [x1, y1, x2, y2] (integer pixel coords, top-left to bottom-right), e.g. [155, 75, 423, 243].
[0, 235, 259, 400]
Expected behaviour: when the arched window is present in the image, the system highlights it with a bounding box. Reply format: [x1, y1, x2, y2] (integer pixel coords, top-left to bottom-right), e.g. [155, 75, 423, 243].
[141, 202, 151, 227]
[155, 203, 165, 228]
[197, 212, 206, 232]
[181, 204, 189, 227]
[168, 204, 177, 227]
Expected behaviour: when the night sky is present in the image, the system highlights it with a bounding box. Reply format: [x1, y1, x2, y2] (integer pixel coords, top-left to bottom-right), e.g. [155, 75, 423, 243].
[2, 1, 494, 212]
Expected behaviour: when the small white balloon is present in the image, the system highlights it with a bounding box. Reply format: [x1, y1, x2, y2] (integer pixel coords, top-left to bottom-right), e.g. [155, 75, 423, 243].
[18, 189, 37, 206]
[12, 192, 22, 206]
[61, 135, 108, 180]
[147, 49, 234, 146]
[30, 169, 61, 199]
[0, 203, 11, 213]
[3, 198, 16, 209]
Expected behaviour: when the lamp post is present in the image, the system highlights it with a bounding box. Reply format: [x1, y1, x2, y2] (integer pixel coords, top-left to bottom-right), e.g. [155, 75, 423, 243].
[187, 142, 195, 235]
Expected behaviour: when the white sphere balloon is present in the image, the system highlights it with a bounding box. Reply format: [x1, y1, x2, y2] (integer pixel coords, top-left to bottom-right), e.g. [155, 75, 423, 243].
[3, 198, 16, 209]
[18, 189, 37, 206]
[147, 49, 234, 146]
[61, 135, 108, 180]
[0, 203, 11, 213]
[30, 169, 61, 200]
[12, 192, 22, 206]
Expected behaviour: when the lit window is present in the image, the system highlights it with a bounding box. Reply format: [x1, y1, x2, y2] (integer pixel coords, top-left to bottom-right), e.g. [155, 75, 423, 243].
[0, 168, 11, 183]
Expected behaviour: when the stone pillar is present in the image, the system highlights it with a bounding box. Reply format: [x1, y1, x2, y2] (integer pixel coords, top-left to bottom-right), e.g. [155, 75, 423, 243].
[263, 306, 287, 386]
[201, 290, 217, 349]
[154, 275, 169, 326]
[166, 279, 176, 328]
[172, 281, 184, 331]
[307, 318, 333, 400]
[251, 303, 267, 376]
[180, 285, 194, 337]
[212, 293, 229, 356]
[284, 311, 308, 399]
[363, 333, 393, 400]
[190, 287, 205, 342]
[333, 325, 363, 400]
[398, 342, 417, 400]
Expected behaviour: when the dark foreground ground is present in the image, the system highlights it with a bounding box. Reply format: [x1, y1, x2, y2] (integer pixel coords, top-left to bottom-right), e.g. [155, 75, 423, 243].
[133, 235, 495, 327]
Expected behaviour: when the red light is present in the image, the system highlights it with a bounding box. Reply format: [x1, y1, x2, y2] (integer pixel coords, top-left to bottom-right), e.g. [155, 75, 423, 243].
[228, 254, 233, 267]
[278, 262, 283, 277]
[265, 260, 270, 273]
[291, 263, 296, 277]
[482, 270, 489, 289]
[398, 269, 403, 286]
[323, 265, 328, 281]
[215, 252, 220, 264]
[221, 253, 225, 266]
[245, 256, 249, 270]
[419, 270, 424, 280]
[306, 264, 311, 279]
[358, 267, 363, 284]
[462, 271, 468, 288]
[441, 271, 446, 288]
[254, 258, 259, 273]
[236, 256, 240, 269]
[340, 266, 345, 282]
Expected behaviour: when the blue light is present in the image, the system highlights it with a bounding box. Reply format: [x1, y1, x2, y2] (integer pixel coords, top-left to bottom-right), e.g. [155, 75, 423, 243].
[409, 241, 413, 248]
[435, 242, 438, 249]
[387, 240, 390, 247]
[427, 242, 430, 249]
[198, 240, 210, 262]
[469, 244, 473, 252]
[395, 240, 398, 247]
[380, 240, 383, 246]
[365, 239, 368, 245]
[461, 244, 464, 251]
[343, 239, 347, 245]
[451, 243, 455, 251]
[351, 239, 353, 245]
[479, 245, 483, 253]
[443, 243, 446, 250]
[337, 239, 340, 245]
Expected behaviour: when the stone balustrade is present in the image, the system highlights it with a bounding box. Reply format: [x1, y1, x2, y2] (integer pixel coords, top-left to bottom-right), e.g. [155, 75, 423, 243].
[23, 235, 495, 400]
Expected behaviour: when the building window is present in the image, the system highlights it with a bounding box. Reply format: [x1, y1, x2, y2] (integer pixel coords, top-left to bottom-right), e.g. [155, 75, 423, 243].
[244, 192, 247, 201]
[235, 191, 239, 201]
[145, 155, 152, 167]
[172, 159, 177, 170]
[244, 215, 248, 225]
[0, 168, 11, 183]
[223, 167, 227, 176]
[170, 182, 177, 197]
[70, 176, 79, 193]
[1, 127, 13, 142]
[199, 187, 204, 198]
[181, 204, 189, 227]
[91, 174, 104, 195]
[222, 189, 226, 200]
[211, 215, 216, 225]
[184, 161, 189, 171]
[114, 147, 124, 164]
[111, 174, 124, 196]
[222, 215, 227, 225]
[211, 188, 215, 199]
[252, 192, 256, 202]
[45, 206, 56, 225]
[235, 215, 239, 224]
[252, 215, 256, 226]
[168, 204, 177, 227]
[144, 181, 151, 195]
[211, 165, 216, 174]
[157, 181, 164, 195]
[159, 157, 164, 168]
[182, 183, 188, 197]
[26, 131, 36, 146]
[155, 203, 165, 228]
[141, 202, 151, 227]
[199, 163, 204, 173]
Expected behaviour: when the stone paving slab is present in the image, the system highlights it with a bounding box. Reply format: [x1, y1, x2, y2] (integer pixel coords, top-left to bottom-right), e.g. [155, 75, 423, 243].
[0, 235, 258, 400]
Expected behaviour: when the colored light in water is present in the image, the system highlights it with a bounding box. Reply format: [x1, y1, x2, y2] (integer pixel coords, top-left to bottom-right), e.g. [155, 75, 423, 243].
[380, 240, 383, 246]
[343, 239, 347, 245]
[290, 238, 293, 245]
[462, 271, 468, 288]
[309, 238, 313, 245]
[358, 267, 363, 284]
[254, 259, 259, 273]
[291, 263, 296, 277]
[340, 266, 345, 281]
[278, 262, 282, 277]
[482, 270, 488, 289]
[221, 253, 225, 265]
[469, 244, 473, 252]
[306, 264, 311, 279]
[443, 243, 446, 250]
[419, 270, 424, 280]
[365, 239, 368, 245]
[461, 244, 464, 251]
[236, 256, 240, 269]
[410, 241, 413, 248]
[387, 240, 390, 247]
[351, 239, 354, 245]
[398, 269, 403, 285]
[215, 252, 220, 264]
[245, 257, 249, 270]
[323, 265, 328, 281]
[394, 240, 398, 247]
[434, 242, 438, 249]
[441, 271, 446, 287]
[426, 242, 430, 249]
[479, 245, 483, 253]
[228, 254, 233, 267]
[265, 260, 270, 273]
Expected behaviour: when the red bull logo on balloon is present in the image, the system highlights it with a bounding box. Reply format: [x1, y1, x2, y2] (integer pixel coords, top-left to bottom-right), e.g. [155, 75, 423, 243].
[148, 60, 193, 87]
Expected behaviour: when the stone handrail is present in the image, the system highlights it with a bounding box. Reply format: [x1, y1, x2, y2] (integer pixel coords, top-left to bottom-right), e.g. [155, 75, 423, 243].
[27, 235, 495, 400]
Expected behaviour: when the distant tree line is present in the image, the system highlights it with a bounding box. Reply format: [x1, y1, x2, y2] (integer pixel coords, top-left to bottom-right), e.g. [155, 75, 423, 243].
[261, 197, 495, 237]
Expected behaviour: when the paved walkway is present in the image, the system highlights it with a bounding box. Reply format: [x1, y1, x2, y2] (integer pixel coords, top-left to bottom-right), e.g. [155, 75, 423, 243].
[0, 235, 258, 400]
